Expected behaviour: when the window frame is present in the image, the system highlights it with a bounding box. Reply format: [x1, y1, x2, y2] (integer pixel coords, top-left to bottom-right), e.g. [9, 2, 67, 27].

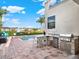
[47, 15, 55, 29]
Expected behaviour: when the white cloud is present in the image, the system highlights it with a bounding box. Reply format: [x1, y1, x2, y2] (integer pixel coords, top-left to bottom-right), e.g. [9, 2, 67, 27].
[2, 17, 9, 22]
[2, 17, 20, 25]
[2, 6, 7, 9]
[32, 0, 47, 7]
[2, 6, 25, 14]
[33, 0, 46, 15]
[32, 0, 44, 2]
[36, 17, 40, 20]
[37, 8, 45, 15]
[11, 19, 20, 24]
[21, 11, 26, 14]
[32, 0, 47, 2]
[42, 1, 45, 6]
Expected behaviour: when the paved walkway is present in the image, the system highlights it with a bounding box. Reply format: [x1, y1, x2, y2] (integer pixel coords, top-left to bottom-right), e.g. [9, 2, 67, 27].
[0, 37, 79, 59]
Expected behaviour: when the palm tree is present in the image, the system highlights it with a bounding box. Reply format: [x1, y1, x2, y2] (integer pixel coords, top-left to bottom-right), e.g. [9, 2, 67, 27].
[36, 16, 45, 29]
[0, 8, 7, 31]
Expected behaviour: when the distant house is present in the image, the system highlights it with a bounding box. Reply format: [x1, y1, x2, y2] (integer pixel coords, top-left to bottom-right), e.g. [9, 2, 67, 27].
[45, 0, 79, 36]
[1, 27, 17, 32]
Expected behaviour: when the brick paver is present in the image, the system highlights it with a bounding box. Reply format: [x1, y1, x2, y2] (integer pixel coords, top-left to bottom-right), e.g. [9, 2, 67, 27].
[0, 37, 79, 59]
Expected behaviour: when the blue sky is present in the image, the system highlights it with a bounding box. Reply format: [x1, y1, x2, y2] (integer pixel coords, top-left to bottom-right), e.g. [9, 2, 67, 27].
[0, 0, 46, 28]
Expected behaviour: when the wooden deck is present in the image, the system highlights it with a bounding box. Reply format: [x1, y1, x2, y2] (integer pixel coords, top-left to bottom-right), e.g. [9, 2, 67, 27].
[0, 37, 79, 59]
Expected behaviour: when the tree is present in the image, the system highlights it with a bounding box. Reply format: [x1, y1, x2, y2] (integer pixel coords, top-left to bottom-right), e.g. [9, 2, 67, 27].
[36, 16, 45, 29]
[0, 8, 8, 31]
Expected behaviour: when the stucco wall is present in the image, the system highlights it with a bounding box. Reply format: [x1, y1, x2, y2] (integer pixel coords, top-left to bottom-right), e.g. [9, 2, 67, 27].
[45, 0, 79, 36]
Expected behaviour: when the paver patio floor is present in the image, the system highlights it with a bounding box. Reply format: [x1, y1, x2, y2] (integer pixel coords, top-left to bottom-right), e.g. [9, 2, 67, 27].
[0, 37, 79, 59]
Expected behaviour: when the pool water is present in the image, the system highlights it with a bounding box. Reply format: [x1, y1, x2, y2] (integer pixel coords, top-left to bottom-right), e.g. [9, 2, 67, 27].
[21, 35, 35, 41]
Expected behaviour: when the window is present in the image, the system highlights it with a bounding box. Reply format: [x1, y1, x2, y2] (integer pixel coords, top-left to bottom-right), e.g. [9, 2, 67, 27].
[49, 0, 64, 8]
[48, 16, 55, 29]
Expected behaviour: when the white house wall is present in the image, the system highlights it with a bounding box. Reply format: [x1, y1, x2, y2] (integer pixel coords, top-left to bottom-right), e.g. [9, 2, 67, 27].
[45, 0, 79, 36]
